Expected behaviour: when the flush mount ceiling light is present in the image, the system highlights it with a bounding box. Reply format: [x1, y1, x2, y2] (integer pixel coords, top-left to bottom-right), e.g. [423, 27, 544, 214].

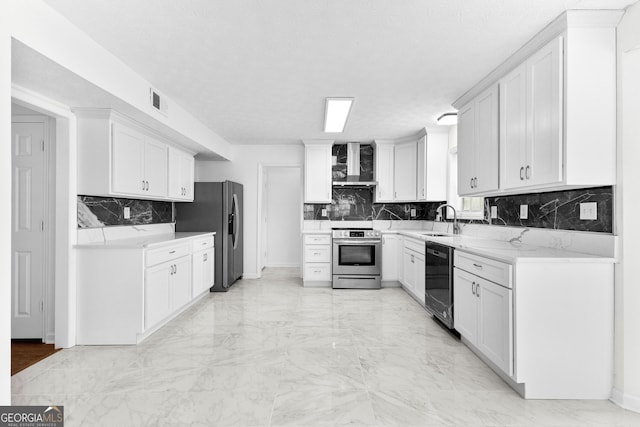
[324, 98, 354, 133]
[437, 112, 458, 126]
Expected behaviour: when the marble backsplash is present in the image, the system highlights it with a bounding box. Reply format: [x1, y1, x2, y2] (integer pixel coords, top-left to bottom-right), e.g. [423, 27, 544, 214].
[332, 144, 374, 181]
[304, 186, 613, 233]
[483, 186, 613, 233]
[303, 187, 445, 221]
[78, 196, 173, 228]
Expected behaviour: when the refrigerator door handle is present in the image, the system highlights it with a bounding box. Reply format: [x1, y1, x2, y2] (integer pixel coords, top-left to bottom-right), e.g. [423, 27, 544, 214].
[232, 193, 240, 249]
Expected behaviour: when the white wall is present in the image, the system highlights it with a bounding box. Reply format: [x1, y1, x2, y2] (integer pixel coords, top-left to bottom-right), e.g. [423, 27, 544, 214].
[6, 1, 232, 160]
[614, 1, 640, 412]
[1, 7, 12, 405]
[265, 167, 302, 267]
[196, 145, 304, 278]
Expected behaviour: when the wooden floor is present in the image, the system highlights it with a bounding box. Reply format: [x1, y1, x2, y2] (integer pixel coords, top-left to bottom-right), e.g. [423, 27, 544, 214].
[11, 340, 60, 376]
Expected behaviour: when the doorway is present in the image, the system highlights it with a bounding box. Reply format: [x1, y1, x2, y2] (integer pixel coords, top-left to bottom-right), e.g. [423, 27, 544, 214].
[259, 166, 302, 271]
[11, 103, 55, 343]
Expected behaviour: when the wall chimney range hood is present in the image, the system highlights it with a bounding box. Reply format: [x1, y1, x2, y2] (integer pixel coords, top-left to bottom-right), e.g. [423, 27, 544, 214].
[333, 142, 377, 187]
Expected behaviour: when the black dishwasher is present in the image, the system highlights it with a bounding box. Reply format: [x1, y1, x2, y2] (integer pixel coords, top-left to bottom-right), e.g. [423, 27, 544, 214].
[425, 241, 455, 329]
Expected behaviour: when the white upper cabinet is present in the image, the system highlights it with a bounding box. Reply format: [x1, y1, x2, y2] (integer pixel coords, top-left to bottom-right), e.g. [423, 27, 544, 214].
[455, 11, 619, 196]
[457, 84, 499, 196]
[168, 147, 195, 201]
[393, 140, 417, 201]
[501, 37, 562, 190]
[417, 133, 447, 202]
[76, 109, 194, 202]
[303, 141, 333, 203]
[374, 141, 395, 203]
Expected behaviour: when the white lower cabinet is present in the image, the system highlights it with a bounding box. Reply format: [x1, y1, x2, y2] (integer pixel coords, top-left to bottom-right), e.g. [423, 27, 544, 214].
[381, 234, 399, 283]
[302, 233, 331, 286]
[454, 249, 614, 399]
[454, 267, 512, 376]
[401, 237, 425, 305]
[76, 233, 214, 345]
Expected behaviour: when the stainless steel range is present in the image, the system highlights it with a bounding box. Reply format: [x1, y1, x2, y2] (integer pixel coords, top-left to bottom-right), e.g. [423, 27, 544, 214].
[331, 228, 382, 289]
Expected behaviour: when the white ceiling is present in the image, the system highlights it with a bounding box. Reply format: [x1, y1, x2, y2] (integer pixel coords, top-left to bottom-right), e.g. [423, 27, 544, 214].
[43, 0, 635, 145]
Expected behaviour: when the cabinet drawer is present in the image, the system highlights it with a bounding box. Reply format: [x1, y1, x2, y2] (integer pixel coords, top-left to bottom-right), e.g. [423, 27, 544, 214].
[304, 245, 331, 262]
[192, 235, 214, 251]
[404, 237, 425, 255]
[454, 251, 512, 288]
[146, 243, 191, 267]
[304, 234, 331, 245]
[304, 263, 331, 281]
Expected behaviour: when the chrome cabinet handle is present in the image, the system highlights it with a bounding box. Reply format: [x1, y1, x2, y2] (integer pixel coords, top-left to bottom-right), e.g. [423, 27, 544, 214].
[520, 167, 524, 180]
[142, 180, 146, 190]
[525, 165, 531, 180]
[472, 282, 476, 295]
[470, 178, 473, 188]
[473, 263, 483, 269]
[474, 177, 478, 188]
[169, 250, 176, 254]
[146, 181, 150, 191]
[476, 285, 480, 298]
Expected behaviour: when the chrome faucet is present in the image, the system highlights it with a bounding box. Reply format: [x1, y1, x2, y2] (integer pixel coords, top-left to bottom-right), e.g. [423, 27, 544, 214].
[436, 204, 460, 235]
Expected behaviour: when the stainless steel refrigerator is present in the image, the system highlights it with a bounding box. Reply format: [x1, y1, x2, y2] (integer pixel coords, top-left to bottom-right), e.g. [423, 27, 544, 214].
[175, 181, 243, 291]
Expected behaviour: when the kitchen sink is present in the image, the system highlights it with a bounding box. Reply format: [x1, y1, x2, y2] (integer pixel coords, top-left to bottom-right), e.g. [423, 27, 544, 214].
[422, 233, 452, 237]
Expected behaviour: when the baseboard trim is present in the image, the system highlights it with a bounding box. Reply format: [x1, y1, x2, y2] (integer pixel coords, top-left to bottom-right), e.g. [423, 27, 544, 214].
[44, 333, 55, 345]
[264, 263, 300, 268]
[241, 273, 260, 279]
[611, 388, 640, 413]
[382, 280, 401, 288]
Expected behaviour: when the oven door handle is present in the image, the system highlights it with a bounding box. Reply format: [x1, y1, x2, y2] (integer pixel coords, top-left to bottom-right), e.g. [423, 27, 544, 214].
[333, 240, 381, 245]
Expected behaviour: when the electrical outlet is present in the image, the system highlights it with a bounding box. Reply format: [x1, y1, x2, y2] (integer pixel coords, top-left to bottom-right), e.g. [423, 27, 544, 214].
[124, 207, 131, 219]
[580, 202, 597, 220]
[321, 208, 327, 217]
[490, 206, 498, 219]
[520, 204, 528, 220]
[410, 208, 417, 217]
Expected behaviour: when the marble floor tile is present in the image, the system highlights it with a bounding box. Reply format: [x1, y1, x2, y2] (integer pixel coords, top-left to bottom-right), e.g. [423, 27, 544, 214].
[10, 267, 640, 427]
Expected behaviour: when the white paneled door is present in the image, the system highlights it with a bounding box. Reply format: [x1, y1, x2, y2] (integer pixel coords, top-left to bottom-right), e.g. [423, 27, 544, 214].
[12, 120, 46, 339]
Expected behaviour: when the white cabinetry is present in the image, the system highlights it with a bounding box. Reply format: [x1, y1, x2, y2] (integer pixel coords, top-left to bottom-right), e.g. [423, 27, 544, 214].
[374, 141, 395, 202]
[302, 233, 332, 286]
[457, 85, 500, 196]
[381, 234, 399, 284]
[76, 109, 195, 202]
[417, 133, 448, 202]
[76, 232, 214, 345]
[168, 147, 195, 201]
[454, 249, 614, 399]
[192, 235, 215, 297]
[303, 141, 332, 203]
[393, 140, 417, 201]
[454, 262, 513, 376]
[501, 38, 562, 190]
[401, 237, 425, 305]
[455, 12, 618, 196]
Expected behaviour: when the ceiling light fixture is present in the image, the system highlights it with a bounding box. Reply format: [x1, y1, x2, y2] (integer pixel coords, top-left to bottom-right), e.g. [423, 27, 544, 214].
[437, 112, 458, 126]
[324, 98, 354, 133]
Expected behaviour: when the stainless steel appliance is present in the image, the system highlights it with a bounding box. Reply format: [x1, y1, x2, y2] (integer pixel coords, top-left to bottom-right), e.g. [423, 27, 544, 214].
[425, 241, 455, 328]
[332, 228, 381, 289]
[175, 181, 243, 291]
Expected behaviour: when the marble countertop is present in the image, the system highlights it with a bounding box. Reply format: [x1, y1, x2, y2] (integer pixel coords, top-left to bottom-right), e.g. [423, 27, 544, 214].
[379, 230, 615, 264]
[74, 231, 215, 250]
[300, 229, 332, 234]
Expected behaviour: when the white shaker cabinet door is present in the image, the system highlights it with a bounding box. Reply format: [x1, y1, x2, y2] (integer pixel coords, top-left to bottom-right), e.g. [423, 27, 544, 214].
[144, 136, 168, 197]
[111, 123, 146, 195]
[477, 279, 513, 376]
[453, 268, 478, 342]
[394, 140, 417, 201]
[171, 255, 192, 310]
[375, 143, 395, 202]
[457, 102, 476, 196]
[527, 37, 563, 187]
[145, 263, 171, 330]
[500, 63, 528, 190]
[474, 85, 499, 194]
